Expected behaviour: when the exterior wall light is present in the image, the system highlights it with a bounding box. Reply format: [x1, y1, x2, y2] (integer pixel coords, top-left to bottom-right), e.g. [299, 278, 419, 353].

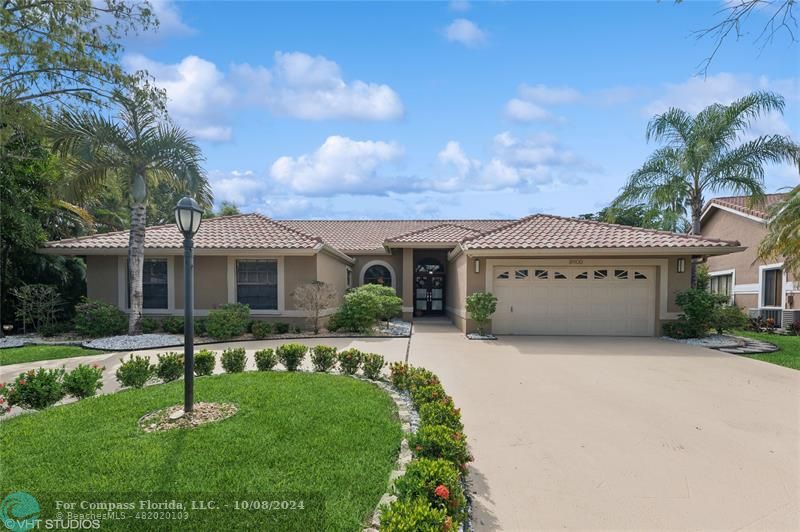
[474, 259, 480, 274]
[677, 258, 686, 273]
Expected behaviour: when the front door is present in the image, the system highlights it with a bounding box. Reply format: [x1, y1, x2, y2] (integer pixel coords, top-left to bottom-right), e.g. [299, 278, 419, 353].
[415, 274, 445, 315]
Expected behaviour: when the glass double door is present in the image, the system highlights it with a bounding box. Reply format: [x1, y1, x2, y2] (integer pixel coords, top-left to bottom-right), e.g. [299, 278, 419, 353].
[415, 274, 445, 315]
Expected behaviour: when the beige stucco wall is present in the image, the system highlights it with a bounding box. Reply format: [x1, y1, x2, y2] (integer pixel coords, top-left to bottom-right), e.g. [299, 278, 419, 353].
[174, 256, 228, 310]
[351, 252, 404, 297]
[446, 253, 467, 331]
[702, 209, 765, 285]
[315, 252, 348, 308]
[86, 255, 119, 305]
[283, 255, 318, 311]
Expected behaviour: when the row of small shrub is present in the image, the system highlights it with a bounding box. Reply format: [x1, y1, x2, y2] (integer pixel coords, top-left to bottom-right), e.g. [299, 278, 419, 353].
[381, 363, 471, 530]
[0, 364, 105, 415]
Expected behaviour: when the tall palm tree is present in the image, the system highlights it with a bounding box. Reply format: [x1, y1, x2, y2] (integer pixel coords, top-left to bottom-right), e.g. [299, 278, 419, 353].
[759, 185, 800, 275]
[49, 90, 211, 334]
[613, 91, 799, 235]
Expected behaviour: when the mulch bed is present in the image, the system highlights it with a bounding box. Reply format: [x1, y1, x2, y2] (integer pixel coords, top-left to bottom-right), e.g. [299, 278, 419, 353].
[138, 402, 238, 433]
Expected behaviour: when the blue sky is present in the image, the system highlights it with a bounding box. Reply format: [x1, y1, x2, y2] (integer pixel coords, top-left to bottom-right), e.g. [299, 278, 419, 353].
[130, 0, 799, 219]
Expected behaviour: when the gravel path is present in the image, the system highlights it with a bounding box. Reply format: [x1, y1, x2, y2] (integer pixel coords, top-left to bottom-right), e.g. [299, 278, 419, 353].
[83, 334, 183, 351]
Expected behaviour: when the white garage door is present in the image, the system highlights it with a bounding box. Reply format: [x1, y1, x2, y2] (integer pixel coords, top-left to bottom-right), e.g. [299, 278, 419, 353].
[492, 266, 656, 336]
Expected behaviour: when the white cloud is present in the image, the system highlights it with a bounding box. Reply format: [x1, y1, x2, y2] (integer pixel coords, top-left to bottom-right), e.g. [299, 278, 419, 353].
[505, 98, 560, 123]
[434, 132, 596, 192]
[449, 0, 471, 11]
[445, 18, 488, 47]
[208, 169, 265, 206]
[233, 51, 403, 120]
[517, 84, 582, 105]
[123, 54, 235, 141]
[149, 0, 195, 37]
[270, 136, 405, 196]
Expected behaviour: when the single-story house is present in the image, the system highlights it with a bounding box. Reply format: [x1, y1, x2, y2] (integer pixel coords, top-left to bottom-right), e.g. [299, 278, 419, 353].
[41, 213, 743, 336]
[700, 194, 798, 328]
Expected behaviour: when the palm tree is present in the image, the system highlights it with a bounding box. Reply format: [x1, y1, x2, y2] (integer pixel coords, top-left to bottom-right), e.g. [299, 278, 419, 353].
[759, 185, 800, 275]
[49, 90, 211, 334]
[613, 91, 799, 236]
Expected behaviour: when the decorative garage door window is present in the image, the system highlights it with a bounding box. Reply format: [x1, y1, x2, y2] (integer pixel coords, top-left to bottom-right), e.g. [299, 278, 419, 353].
[634, 271, 648, 279]
[496, 268, 649, 281]
[496, 270, 510, 279]
[554, 271, 567, 279]
[515, 269, 529, 279]
[615, 269, 628, 279]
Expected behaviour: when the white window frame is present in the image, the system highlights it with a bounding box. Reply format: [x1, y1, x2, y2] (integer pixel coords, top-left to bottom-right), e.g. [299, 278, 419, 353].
[759, 263, 785, 309]
[117, 256, 174, 313]
[359, 260, 396, 289]
[709, 269, 735, 304]
[346, 267, 353, 289]
[227, 256, 284, 315]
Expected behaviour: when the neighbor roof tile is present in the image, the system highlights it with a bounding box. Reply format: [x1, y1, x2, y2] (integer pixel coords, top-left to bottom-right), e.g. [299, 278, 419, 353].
[703, 194, 787, 220]
[461, 214, 740, 250]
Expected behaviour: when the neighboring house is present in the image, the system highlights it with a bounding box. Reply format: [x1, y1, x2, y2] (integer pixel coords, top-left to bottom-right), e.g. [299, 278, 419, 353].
[700, 194, 798, 328]
[41, 213, 742, 336]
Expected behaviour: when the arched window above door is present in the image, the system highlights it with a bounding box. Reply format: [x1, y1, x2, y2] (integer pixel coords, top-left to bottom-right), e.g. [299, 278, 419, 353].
[361, 261, 395, 288]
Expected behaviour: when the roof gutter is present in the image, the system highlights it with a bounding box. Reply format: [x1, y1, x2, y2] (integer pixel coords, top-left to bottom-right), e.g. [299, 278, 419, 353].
[699, 203, 765, 224]
[314, 243, 355, 264]
[459, 246, 746, 257]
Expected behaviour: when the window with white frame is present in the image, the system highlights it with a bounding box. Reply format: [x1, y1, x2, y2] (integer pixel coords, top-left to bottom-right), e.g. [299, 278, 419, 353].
[710, 274, 733, 299]
[236, 259, 278, 310]
[762, 268, 782, 307]
[127, 259, 168, 309]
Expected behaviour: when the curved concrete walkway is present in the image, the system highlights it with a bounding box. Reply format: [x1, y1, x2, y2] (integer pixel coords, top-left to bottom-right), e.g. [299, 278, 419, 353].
[407, 319, 800, 531]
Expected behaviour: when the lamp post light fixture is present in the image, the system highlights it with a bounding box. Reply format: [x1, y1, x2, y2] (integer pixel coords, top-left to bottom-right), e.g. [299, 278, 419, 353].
[175, 196, 203, 413]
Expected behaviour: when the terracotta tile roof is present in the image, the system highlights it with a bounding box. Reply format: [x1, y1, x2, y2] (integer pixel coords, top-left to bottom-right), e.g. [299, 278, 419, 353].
[386, 223, 482, 244]
[702, 194, 787, 220]
[461, 214, 740, 250]
[43, 214, 321, 250]
[281, 219, 511, 252]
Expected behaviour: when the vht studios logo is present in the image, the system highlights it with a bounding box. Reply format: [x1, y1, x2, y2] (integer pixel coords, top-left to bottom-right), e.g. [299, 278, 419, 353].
[0, 492, 39, 532]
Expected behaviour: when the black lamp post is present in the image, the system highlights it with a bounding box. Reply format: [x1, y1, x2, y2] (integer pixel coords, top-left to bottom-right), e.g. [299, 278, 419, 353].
[175, 196, 203, 413]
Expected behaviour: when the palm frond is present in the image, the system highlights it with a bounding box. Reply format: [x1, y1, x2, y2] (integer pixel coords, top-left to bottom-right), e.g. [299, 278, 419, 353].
[759, 185, 800, 275]
[646, 108, 694, 146]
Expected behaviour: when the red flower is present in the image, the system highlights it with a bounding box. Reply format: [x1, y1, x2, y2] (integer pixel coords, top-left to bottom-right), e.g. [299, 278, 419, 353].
[18, 380, 25, 386]
[415, 444, 422, 452]
[434, 484, 450, 500]
[0, 383, 5, 388]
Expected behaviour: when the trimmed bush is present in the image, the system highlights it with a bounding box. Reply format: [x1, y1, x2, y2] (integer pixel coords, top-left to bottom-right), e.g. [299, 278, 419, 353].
[254, 349, 278, 371]
[311, 345, 337, 372]
[329, 284, 402, 332]
[389, 362, 411, 391]
[411, 384, 449, 409]
[73, 297, 127, 338]
[361, 353, 385, 380]
[193, 318, 207, 336]
[206, 303, 251, 339]
[337, 348, 362, 375]
[2, 368, 65, 410]
[662, 317, 704, 339]
[710, 305, 749, 334]
[221, 348, 247, 373]
[380, 498, 449, 532]
[194, 349, 216, 376]
[277, 343, 307, 371]
[274, 322, 290, 334]
[38, 320, 72, 337]
[357, 284, 402, 322]
[251, 321, 273, 339]
[156, 352, 184, 382]
[418, 400, 463, 432]
[465, 291, 498, 336]
[63, 364, 104, 399]
[394, 458, 466, 525]
[141, 317, 161, 334]
[161, 316, 184, 334]
[115, 355, 155, 388]
[409, 424, 472, 468]
[407, 367, 440, 391]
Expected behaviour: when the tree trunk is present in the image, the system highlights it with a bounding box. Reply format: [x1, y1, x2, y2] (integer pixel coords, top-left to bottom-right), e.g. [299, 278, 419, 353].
[690, 194, 703, 288]
[128, 200, 146, 335]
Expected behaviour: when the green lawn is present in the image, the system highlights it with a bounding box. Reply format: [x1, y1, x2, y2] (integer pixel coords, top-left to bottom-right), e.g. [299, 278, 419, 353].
[734, 330, 800, 370]
[0, 344, 104, 366]
[0, 372, 402, 531]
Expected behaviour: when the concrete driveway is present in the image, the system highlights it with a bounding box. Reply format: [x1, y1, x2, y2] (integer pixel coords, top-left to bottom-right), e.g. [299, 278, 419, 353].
[408, 319, 800, 531]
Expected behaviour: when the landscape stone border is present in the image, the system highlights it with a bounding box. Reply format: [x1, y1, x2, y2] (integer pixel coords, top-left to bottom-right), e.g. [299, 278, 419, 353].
[714, 335, 780, 355]
[362, 378, 418, 532]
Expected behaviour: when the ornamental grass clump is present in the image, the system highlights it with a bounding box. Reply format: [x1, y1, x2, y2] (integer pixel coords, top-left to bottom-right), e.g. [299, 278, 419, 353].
[221, 348, 247, 373]
[115, 355, 155, 389]
[194, 349, 216, 376]
[1, 368, 65, 410]
[156, 352, 184, 382]
[63, 364, 104, 399]
[394, 458, 467, 526]
[310, 345, 337, 372]
[254, 348, 278, 371]
[276, 343, 307, 371]
[337, 348, 362, 375]
[361, 353, 385, 380]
